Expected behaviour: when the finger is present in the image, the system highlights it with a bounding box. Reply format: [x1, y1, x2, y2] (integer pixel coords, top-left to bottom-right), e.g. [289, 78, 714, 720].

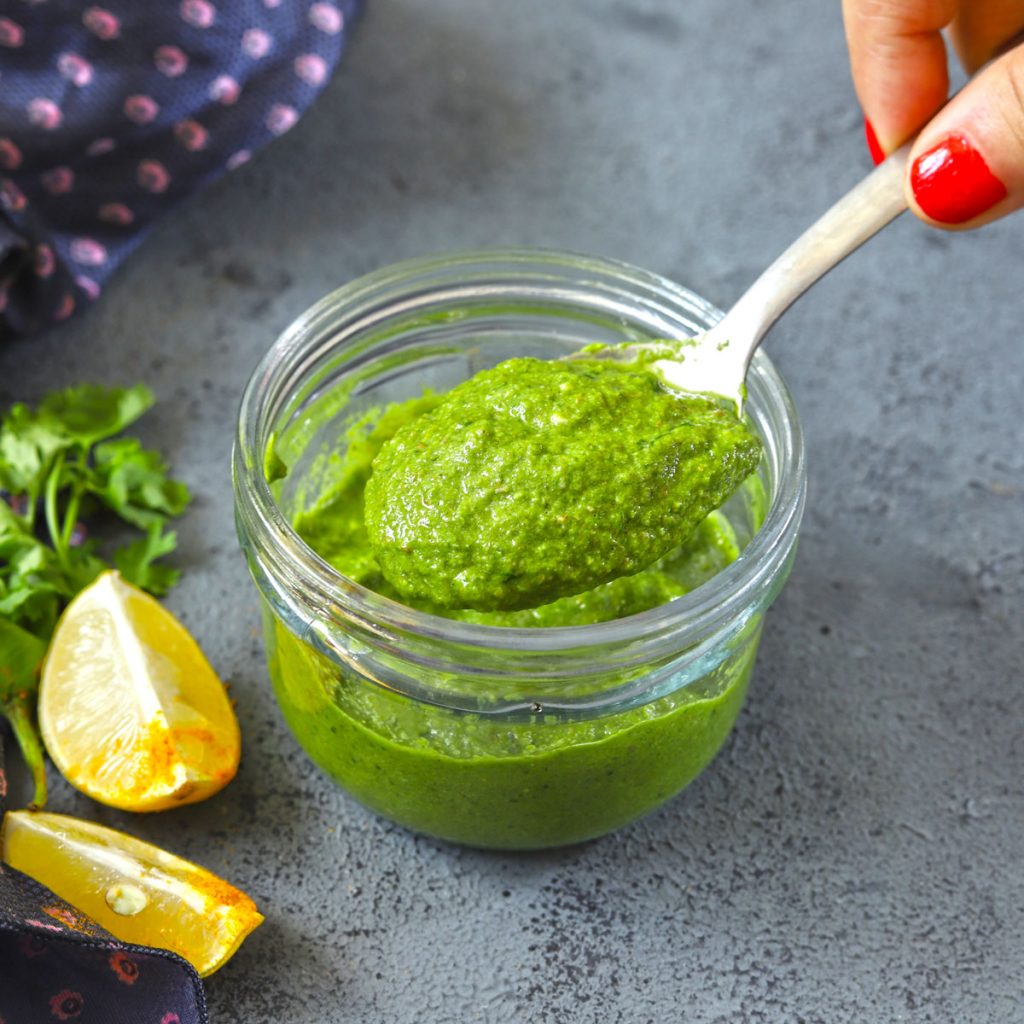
[905, 43, 1024, 228]
[843, 0, 957, 155]
[951, 1, 1024, 73]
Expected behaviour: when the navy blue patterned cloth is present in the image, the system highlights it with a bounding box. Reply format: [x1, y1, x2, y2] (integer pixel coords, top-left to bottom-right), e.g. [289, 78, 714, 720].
[0, 731, 209, 1023]
[0, 0, 363, 338]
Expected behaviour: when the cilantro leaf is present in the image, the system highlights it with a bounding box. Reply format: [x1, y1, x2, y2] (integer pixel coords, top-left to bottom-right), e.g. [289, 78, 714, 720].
[37, 383, 154, 446]
[0, 545, 64, 637]
[115, 523, 181, 596]
[0, 384, 154, 502]
[0, 403, 76, 500]
[0, 617, 47, 702]
[89, 437, 191, 529]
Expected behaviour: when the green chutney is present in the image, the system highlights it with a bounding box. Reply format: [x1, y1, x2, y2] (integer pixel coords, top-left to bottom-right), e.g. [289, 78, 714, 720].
[364, 357, 762, 611]
[265, 364, 767, 848]
[267, 612, 759, 848]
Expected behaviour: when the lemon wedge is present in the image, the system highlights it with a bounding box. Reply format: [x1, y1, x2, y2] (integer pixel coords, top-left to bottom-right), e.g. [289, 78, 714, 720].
[38, 570, 240, 812]
[1, 810, 263, 976]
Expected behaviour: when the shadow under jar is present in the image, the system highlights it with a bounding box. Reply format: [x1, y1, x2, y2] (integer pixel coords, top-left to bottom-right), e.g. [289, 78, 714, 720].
[233, 250, 806, 850]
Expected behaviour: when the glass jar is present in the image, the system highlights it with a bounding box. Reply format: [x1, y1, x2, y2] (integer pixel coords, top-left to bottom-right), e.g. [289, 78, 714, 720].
[233, 250, 806, 850]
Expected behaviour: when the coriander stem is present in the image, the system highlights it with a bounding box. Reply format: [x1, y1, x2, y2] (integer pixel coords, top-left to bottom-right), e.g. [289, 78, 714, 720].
[44, 455, 69, 569]
[61, 487, 81, 551]
[2, 695, 48, 809]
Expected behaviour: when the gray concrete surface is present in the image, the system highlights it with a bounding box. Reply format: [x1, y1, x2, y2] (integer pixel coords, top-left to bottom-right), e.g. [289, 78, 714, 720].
[3, 1, 1023, 1021]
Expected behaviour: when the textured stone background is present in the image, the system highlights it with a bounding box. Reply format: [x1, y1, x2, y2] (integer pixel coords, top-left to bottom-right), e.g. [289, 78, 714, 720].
[3, 1, 1023, 1021]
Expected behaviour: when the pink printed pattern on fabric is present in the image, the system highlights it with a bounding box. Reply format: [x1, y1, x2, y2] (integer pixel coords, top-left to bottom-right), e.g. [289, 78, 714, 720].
[179, 0, 215, 29]
[82, 7, 120, 40]
[241, 28, 272, 58]
[0, 139, 22, 170]
[53, 293, 76, 320]
[208, 74, 241, 105]
[49, 990, 84, 1020]
[40, 167, 75, 193]
[27, 99, 63, 130]
[69, 238, 108, 266]
[154, 45, 189, 77]
[124, 95, 160, 125]
[75, 275, 101, 300]
[108, 951, 140, 985]
[85, 137, 115, 156]
[57, 54, 94, 87]
[174, 119, 209, 151]
[137, 159, 171, 193]
[265, 103, 298, 135]
[0, 17, 25, 47]
[294, 54, 328, 86]
[35, 244, 56, 277]
[309, 2, 343, 34]
[0, 179, 27, 212]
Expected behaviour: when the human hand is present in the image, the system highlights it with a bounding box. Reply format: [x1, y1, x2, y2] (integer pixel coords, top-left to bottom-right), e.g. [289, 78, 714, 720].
[843, 0, 1024, 228]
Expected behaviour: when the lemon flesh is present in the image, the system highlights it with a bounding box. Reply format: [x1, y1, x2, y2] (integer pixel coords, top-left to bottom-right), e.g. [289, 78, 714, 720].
[39, 571, 240, 812]
[1, 810, 263, 976]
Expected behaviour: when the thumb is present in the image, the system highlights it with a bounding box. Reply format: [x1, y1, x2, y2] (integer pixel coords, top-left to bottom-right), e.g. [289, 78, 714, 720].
[906, 43, 1024, 228]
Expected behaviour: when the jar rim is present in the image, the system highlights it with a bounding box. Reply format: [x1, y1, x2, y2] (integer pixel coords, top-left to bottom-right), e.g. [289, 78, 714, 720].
[233, 248, 806, 659]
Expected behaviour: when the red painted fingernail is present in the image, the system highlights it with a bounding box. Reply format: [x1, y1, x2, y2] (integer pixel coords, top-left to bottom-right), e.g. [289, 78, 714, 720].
[909, 133, 1007, 224]
[864, 118, 885, 166]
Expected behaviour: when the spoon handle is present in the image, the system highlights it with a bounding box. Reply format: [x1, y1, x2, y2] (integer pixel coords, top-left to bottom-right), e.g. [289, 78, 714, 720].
[716, 141, 913, 372]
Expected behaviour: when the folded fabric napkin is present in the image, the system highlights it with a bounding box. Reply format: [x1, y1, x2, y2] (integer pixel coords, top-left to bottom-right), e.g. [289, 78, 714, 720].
[0, 0, 363, 338]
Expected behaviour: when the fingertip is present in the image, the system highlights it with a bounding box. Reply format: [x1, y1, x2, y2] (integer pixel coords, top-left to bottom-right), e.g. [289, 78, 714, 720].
[844, 0, 953, 156]
[903, 46, 1024, 230]
[907, 132, 1009, 226]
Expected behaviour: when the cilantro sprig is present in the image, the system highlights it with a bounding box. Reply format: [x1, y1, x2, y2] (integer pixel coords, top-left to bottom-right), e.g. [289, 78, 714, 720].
[0, 384, 189, 808]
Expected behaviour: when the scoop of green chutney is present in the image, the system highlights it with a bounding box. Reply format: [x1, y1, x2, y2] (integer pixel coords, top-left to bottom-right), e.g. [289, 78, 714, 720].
[363, 357, 763, 612]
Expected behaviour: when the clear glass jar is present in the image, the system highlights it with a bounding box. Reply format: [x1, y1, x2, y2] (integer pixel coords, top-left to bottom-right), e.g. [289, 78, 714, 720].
[233, 250, 806, 850]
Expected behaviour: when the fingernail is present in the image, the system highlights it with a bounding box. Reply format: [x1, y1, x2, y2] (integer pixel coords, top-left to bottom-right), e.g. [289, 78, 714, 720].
[864, 118, 885, 166]
[910, 133, 1007, 224]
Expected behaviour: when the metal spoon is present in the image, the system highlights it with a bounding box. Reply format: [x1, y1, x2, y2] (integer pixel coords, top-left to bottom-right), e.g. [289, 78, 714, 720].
[586, 141, 913, 411]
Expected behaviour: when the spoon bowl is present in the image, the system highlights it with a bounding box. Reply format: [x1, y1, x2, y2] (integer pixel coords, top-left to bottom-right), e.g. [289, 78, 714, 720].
[580, 141, 913, 410]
